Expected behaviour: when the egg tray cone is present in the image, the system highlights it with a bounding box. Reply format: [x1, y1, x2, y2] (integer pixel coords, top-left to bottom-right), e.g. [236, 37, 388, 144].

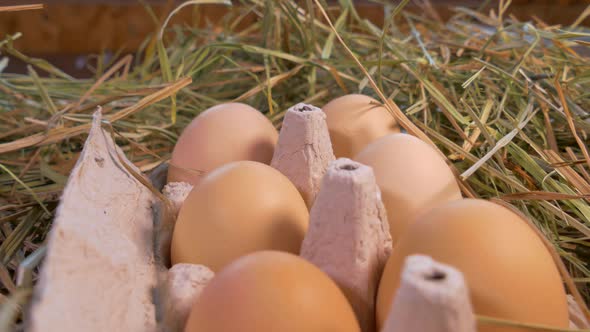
[270, 102, 335, 209]
[26, 109, 159, 332]
[381, 255, 476, 332]
[301, 158, 391, 332]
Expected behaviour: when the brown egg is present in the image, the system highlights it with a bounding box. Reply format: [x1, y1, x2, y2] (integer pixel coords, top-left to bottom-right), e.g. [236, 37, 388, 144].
[376, 199, 569, 332]
[168, 103, 278, 185]
[354, 133, 461, 241]
[322, 94, 400, 158]
[185, 250, 361, 332]
[171, 161, 309, 272]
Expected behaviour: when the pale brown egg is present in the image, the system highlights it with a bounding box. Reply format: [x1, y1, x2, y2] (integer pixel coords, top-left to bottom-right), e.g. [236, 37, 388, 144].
[322, 94, 400, 158]
[185, 250, 361, 332]
[171, 161, 309, 272]
[376, 199, 569, 332]
[354, 133, 462, 241]
[168, 103, 278, 185]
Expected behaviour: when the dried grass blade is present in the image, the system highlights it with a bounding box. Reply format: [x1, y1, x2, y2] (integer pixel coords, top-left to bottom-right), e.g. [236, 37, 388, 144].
[158, 0, 231, 40]
[0, 4, 43, 12]
[1, 45, 73, 80]
[39, 160, 68, 185]
[461, 103, 537, 180]
[0, 263, 15, 292]
[10, 148, 42, 197]
[0, 210, 31, 225]
[501, 191, 590, 201]
[545, 150, 590, 196]
[27, 66, 58, 115]
[566, 148, 590, 184]
[233, 65, 303, 102]
[0, 287, 32, 332]
[554, 79, 590, 172]
[156, 39, 175, 122]
[477, 314, 589, 332]
[0, 208, 45, 266]
[572, 5, 590, 28]
[107, 77, 191, 121]
[541, 104, 559, 152]
[321, 7, 348, 60]
[16, 245, 46, 288]
[74, 54, 133, 109]
[377, 0, 410, 89]
[404, 65, 469, 124]
[405, 14, 437, 68]
[462, 66, 486, 89]
[510, 24, 539, 76]
[0, 165, 50, 215]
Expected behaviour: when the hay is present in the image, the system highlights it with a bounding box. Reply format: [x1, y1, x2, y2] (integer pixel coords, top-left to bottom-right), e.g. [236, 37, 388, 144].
[0, 0, 589, 330]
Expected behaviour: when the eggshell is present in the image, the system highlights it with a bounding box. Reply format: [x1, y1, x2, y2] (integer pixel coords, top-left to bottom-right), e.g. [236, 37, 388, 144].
[168, 103, 278, 185]
[184, 250, 361, 332]
[354, 133, 462, 241]
[376, 199, 570, 332]
[171, 161, 309, 272]
[322, 94, 400, 158]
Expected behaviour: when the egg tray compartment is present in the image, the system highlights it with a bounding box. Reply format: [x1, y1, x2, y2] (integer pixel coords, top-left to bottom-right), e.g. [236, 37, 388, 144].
[149, 161, 194, 332]
[24, 109, 590, 332]
[149, 164, 586, 332]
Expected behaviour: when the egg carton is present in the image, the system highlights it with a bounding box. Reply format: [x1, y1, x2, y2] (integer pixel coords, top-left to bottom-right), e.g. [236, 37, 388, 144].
[24, 104, 590, 332]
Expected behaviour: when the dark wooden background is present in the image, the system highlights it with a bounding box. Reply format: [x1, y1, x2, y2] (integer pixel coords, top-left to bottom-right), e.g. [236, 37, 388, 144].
[1, 0, 589, 76]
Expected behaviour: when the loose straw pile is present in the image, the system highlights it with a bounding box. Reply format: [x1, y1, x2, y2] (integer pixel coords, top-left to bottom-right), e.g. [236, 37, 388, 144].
[0, 0, 589, 330]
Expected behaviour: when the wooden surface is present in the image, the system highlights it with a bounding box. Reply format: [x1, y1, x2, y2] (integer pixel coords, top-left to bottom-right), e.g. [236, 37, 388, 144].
[0, 0, 589, 76]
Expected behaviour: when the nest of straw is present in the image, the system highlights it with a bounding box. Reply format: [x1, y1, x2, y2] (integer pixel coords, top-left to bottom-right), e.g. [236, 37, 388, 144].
[0, 0, 589, 329]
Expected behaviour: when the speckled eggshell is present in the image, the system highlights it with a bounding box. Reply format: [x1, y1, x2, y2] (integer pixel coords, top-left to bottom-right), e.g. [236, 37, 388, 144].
[376, 199, 570, 332]
[354, 133, 462, 241]
[322, 94, 400, 158]
[168, 103, 278, 185]
[184, 251, 361, 332]
[171, 161, 309, 272]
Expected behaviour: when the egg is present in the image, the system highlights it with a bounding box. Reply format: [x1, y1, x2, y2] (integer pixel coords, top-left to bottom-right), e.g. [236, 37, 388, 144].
[171, 161, 309, 272]
[185, 250, 361, 332]
[322, 94, 400, 158]
[354, 133, 461, 241]
[168, 103, 278, 185]
[376, 199, 569, 332]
